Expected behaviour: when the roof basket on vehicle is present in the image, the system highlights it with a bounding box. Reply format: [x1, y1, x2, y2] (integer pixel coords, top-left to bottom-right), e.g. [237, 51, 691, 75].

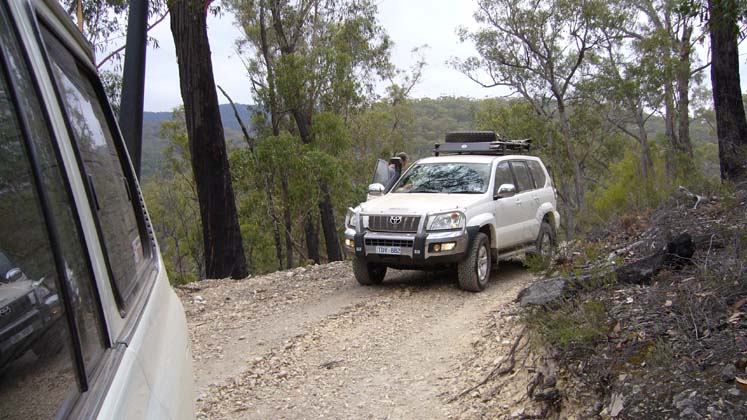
[434, 131, 531, 156]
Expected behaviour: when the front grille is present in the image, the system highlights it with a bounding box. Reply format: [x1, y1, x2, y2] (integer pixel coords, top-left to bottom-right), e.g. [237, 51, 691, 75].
[0, 295, 32, 329]
[368, 215, 420, 232]
[365, 238, 414, 248]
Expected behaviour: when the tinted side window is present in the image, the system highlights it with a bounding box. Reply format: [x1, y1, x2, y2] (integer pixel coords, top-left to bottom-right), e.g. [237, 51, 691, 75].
[43, 29, 149, 305]
[0, 42, 76, 418]
[494, 162, 514, 193]
[0, 7, 108, 416]
[510, 161, 533, 192]
[527, 160, 547, 188]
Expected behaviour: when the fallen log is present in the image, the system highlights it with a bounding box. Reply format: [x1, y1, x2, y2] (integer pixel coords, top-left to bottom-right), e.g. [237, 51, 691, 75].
[517, 233, 695, 306]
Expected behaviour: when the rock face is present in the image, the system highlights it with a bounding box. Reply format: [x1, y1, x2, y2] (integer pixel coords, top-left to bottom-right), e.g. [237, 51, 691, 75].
[516, 278, 570, 306]
[518, 233, 696, 306]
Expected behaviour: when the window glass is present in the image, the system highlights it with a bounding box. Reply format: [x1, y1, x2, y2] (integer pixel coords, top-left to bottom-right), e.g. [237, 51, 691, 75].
[527, 160, 547, 188]
[43, 29, 147, 304]
[494, 162, 514, 193]
[0, 46, 75, 419]
[511, 161, 533, 192]
[0, 7, 108, 416]
[393, 163, 491, 194]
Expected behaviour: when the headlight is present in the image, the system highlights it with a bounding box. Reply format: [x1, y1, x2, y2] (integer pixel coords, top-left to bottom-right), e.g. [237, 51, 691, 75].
[346, 208, 358, 229]
[427, 211, 465, 231]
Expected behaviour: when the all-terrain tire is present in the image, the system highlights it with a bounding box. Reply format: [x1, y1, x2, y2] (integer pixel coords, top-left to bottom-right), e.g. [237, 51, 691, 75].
[352, 257, 387, 285]
[457, 232, 491, 292]
[528, 221, 555, 263]
[444, 131, 497, 143]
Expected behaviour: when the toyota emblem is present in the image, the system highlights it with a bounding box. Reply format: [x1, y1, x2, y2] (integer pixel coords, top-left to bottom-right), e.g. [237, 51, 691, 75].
[0, 306, 10, 318]
[389, 216, 402, 225]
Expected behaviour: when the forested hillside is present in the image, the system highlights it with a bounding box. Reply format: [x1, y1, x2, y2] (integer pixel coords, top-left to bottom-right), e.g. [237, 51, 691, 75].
[142, 94, 721, 282]
[140, 104, 259, 178]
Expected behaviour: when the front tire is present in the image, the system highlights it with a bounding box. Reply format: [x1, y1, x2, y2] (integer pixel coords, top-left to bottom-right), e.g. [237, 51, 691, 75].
[352, 257, 387, 285]
[458, 232, 491, 292]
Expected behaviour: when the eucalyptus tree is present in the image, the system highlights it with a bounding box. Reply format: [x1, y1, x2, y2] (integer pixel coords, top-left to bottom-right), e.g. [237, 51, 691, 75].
[707, 0, 747, 184]
[455, 0, 606, 237]
[580, 1, 658, 182]
[169, 0, 248, 279]
[617, 0, 707, 173]
[229, 0, 392, 263]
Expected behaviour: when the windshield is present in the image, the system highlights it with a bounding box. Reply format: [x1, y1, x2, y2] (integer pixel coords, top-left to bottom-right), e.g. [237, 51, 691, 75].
[393, 162, 492, 194]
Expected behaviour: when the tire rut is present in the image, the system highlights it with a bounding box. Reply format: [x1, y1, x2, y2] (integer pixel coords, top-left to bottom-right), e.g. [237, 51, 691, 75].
[184, 261, 532, 419]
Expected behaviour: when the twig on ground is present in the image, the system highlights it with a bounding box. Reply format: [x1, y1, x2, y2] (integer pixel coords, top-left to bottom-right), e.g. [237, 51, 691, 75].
[448, 327, 527, 402]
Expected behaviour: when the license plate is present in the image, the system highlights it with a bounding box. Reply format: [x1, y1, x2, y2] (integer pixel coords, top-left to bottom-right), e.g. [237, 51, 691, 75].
[375, 246, 401, 255]
[9, 325, 34, 346]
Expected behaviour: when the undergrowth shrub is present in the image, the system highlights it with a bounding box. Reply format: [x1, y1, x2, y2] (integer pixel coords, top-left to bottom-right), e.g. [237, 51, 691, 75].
[526, 298, 609, 351]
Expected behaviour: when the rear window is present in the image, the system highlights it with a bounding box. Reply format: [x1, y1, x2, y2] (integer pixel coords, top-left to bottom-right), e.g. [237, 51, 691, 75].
[527, 160, 547, 188]
[43, 28, 150, 305]
[510, 161, 533, 192]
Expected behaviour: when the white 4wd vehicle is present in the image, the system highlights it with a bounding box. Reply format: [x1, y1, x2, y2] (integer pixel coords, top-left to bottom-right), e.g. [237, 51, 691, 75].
[344, 132, 560, 292]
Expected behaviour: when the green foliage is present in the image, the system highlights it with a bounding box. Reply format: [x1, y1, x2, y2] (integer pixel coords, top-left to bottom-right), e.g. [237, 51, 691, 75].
[527, 299, 609, 350]
[586, 145, 670, 224]
[142, 108, 203, 285]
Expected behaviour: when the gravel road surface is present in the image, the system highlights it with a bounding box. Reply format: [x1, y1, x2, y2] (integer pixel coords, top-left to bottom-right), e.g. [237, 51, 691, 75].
[177, 261, 534, 419]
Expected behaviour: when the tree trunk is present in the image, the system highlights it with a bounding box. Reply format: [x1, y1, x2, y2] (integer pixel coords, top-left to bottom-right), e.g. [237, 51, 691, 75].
[556, 100, 584, 210]
[635, 107, 653, 181]
[676, 24, 693, 158]
[264, 179, 284, 272]
[546, 131, 575, 241]
[290, 93, 341, 263]
[281, 177, 294, 269]
[664, 82, 678, 177]
[709, 0, 747, 185]
[304, 213, 320, 264]
[318, 182, 342, 262]
[169, 0, 248, 279]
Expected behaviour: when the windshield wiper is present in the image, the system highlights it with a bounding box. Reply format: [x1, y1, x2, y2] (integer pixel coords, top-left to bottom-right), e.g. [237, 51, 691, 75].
[409, 187, 440, 193]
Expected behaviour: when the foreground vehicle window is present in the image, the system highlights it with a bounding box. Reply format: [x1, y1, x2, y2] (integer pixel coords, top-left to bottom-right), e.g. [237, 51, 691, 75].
[0, 44, 76, 419]
[0, 5, 107, 416]
[393, 163, 491, 194]
[43, 28, 151, 307]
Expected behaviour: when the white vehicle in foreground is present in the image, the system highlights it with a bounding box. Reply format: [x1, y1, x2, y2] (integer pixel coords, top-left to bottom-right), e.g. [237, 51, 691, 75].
[344, 132, 560, 292]
[0, 1, 193, 418]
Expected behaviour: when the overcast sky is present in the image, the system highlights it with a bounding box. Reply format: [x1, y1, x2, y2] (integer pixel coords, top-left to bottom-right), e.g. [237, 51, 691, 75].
[140, 0, 504, 112]
[137, 0, 745, 113]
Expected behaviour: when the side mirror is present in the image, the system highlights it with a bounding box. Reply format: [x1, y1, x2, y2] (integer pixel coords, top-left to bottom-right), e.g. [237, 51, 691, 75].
[494, 183, 516, 200]
[4, 267, 22, 282]
[367, 183, 385, 197]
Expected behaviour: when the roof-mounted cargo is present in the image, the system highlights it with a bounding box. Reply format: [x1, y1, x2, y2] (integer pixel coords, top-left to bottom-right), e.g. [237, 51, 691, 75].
[434, 131, 531, 156]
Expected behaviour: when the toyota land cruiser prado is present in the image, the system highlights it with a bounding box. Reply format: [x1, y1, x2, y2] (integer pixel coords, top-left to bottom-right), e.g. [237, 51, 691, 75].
[344, 132, 560, 292]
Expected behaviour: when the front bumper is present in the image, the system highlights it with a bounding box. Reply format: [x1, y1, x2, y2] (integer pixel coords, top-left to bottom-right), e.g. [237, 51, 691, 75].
[343, 224, 479, 269]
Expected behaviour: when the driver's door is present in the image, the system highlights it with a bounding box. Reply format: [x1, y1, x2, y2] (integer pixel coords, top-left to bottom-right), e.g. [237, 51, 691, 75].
[367, 159, 391, 201]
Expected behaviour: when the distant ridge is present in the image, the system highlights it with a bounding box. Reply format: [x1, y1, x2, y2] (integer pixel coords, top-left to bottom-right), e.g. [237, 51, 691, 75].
[141, 103, 258, 178]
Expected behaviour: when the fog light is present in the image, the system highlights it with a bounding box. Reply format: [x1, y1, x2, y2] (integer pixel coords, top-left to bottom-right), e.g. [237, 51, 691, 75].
[441, 242, 456, 251]
[433, 243, 441, 252]
[344, 239, 354, 248]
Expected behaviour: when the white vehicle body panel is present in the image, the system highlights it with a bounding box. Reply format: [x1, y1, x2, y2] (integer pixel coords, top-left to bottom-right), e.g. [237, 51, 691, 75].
[97, 268, 194, 420]
[4, 1, 195, 418]
[351, 153, 559, 257]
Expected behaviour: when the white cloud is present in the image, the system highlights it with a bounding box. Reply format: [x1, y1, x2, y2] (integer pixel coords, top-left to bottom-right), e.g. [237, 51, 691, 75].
[139, 1, 502, 111]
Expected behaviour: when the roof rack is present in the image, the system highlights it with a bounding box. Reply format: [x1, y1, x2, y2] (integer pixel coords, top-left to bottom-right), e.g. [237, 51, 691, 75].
[433, 137, 531, 157]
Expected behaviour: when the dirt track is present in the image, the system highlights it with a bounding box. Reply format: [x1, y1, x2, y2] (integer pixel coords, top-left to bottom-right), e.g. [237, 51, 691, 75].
[177, 261, 534, 419]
